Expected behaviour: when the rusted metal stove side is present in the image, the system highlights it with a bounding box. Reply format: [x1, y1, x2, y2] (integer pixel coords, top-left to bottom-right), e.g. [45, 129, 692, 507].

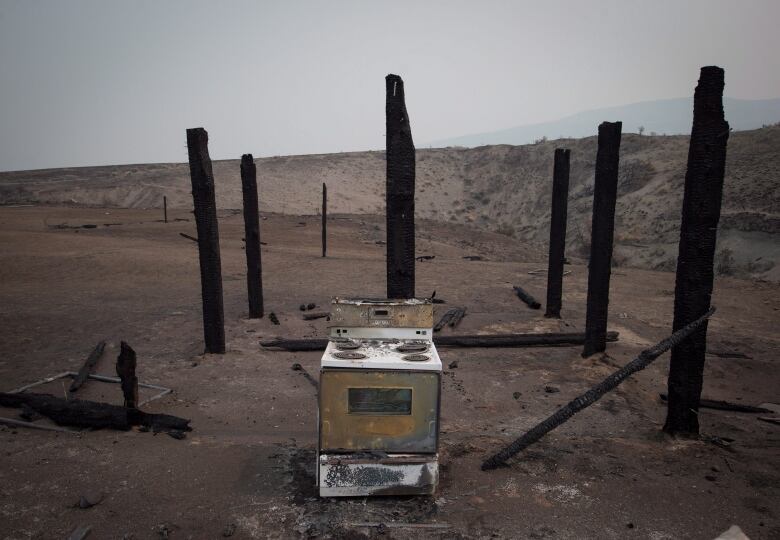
[318, 298, 442, 497]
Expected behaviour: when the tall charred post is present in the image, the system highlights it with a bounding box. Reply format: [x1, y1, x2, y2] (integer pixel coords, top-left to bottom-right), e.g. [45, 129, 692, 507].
[385, 74, 416, 299]
[545, 148, 571, 318]
[664, 66, 729, 436]
[241, 154, 264, 319]
[163, 195, 168, 223]
[186, 128, 225, 353]
[322, 183, 327, 258]
[582, 122, 622, 357]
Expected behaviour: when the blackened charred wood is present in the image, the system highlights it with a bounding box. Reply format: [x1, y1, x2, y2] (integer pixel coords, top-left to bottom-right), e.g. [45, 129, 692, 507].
[187, 127, 225, 354]
[449, 307, 466, 328]
[302, 312, 329, 321]
[0, 392, 192, 432]
[545, 148, 570, 318]
[513, 286, 541, 309]
[386, 74, 415, 299]
[163, 195, 168, 223]
[416, 255, 435, 262]
[241, 154, 264, 318]
[322, 183, 327, 258]
[68, 341, 106, 396]
[179, 232, 198, 243]
[664, 67, 730, 436]
[482, 307, 715, 470]
[292, 363, 319, 389]
[433, 309, 457, 332]
[116, 341, 138, 409]
[659, 393, 768, 414]
[582, 121, 622, 357]
[259, 331, 619, 352]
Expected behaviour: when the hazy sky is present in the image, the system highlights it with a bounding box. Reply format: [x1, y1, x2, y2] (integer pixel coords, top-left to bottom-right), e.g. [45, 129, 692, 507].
[1, 0, 778, 171]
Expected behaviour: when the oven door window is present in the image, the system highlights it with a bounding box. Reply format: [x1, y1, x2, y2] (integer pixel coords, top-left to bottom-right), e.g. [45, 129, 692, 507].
[348, 388, 412, 415]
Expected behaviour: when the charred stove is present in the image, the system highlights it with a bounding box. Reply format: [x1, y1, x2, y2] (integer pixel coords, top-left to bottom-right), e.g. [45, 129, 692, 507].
[317, 298, 441, 497]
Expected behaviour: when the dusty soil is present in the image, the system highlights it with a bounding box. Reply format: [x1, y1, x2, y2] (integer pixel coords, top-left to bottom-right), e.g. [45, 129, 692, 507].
[0, 207, 778, 539]
[2, 126, 779, 281]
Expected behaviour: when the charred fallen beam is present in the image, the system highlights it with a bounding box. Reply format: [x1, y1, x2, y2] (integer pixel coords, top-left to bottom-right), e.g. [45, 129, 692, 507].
[259, 331, 619, 352]
[582, 122, 622, 357]
[386, 74, 416, 299]
[0, 392, 191, 432]
[449, 307, 466, 328]
[481, 307, 715, 470]
[68, 341, 106, 396]
[241, 154, 264, 318]
[179, 232, 198, 243]
[513, 286, 541, 309]
[187, 127, 225, 354]
[659, 393, 769, 414]
[664, 67, 730, 437]
[433, 308, 457, 332]
[545, 148, 570, 318]
[302, 312, 329, 321]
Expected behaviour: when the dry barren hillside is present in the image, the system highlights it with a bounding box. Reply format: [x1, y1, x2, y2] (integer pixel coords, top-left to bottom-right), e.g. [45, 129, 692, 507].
[1, 126, 778, 280]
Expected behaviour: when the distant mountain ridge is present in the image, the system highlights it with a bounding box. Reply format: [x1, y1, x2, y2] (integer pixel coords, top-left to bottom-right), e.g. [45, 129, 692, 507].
[429, 97, 780, 147]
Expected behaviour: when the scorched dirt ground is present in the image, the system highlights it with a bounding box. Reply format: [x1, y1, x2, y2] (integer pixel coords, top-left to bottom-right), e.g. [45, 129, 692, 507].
[0, 207, 778, 539]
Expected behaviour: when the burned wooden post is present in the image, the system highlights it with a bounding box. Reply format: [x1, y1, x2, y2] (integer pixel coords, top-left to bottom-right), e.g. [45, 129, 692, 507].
[116, 341, 138, 409]
[163, 195, 168, 223]
[68, 341, 106, 397]
[582, 122, 622, 358]
[664, 66, 730, 436]
[186, 127, 225, 353]
[322, 182, 327, 258]
[241, 154, 264, 319]
[545, 148, 570, 318]
[385, 74, 415, 299]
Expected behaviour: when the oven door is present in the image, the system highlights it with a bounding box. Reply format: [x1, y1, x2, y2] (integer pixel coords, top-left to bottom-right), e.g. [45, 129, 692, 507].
[319, 369, 440, 453]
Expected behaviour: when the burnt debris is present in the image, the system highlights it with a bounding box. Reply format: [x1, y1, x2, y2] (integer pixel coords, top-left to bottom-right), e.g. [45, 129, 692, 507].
[482, 307, 715, 470]
[513, 286, 541, 310]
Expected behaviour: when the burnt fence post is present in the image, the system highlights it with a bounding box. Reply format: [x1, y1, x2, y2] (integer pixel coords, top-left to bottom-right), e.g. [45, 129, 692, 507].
[241, 153, 264, 319]
[322, 183, 327, 258]
[186, 127, 225, 354]
[582, 121, 622, 357]
[163, 195, 168, 223]
[664, 66, 729, 436]
[545, 148, 570, 318]
[386, 74, 416, 299]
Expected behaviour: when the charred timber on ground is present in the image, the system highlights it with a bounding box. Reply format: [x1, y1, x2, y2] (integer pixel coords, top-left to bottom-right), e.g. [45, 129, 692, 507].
[482, 307, 715, 470]
[545, 148, 570, 318]
[664, 67, 729, 437]
[259, 331, 619, 352]
[385, 74, 415, 299]
[659, 393, 770, 414]
[68, 341, 106, 396]
[582, 121, 622, 357]
[187, 127, 225, 354]
[0, 392, 191, 433]
[241, 154, 264, 318]
[513, 286, 541, 309]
